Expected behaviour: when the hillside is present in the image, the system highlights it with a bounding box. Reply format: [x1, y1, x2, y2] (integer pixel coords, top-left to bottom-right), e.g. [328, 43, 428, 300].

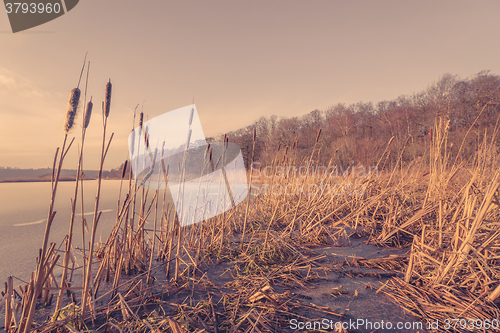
[222, 71, 500, 172]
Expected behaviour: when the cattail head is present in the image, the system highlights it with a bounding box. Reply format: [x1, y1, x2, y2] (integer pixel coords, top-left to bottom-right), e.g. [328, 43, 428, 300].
[253, 127, 256, 141]
[104, 80, 112, 118]
[315, 128, 322, 143]
[159, 161, 169, 179]
[83, 97, 93, 129]
[139, 112, 144, 127]
[403, 137, 410, 149]
[150, 148, 157, 171]
[186, 129, 192, 149]
[277, 143, 281, 152]
[188, 108, 194, 126]
[208, 145, 215, 171]
[205, 142, 211, 159]
[121, 160, 128, 179]
[130, 129, 135, 155]
[64, 88, 81, 133]
[144, 125, 149, 144]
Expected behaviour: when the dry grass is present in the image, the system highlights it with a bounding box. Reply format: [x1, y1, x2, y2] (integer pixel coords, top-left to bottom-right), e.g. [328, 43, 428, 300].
[3, 77, 500, 333]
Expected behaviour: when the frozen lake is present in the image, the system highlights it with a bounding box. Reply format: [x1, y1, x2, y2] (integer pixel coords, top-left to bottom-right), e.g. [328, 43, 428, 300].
[0, 180, 123, 286]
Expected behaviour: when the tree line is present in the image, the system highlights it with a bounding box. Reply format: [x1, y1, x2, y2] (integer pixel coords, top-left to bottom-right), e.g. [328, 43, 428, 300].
[219, 71, 500, 172]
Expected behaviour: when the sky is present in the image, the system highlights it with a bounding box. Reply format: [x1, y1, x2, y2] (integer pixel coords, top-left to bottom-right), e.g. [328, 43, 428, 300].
[1, 0, 500, 170]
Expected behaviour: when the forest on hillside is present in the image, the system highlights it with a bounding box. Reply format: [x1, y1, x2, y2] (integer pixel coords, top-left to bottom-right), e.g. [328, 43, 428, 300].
[220, 71, 500, 172]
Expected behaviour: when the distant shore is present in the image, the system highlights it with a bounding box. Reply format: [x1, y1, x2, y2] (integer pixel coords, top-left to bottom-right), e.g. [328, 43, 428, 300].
[0, 166, 125, 183]
[0, 177, 121, 183]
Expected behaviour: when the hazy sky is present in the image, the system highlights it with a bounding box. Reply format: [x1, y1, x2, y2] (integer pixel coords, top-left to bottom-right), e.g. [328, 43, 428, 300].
[1, 1, 500, 170]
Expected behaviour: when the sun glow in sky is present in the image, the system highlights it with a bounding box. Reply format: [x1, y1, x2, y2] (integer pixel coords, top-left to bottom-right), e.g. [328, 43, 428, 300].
[1, 0, 500, 169]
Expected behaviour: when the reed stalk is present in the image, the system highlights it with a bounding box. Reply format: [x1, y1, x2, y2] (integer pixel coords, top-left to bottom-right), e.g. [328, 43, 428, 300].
[146, 188, 159, 283]
[81, 81, 113, 317]
[173, 107, 195, 280]
[241, 128, 256, 250]
[55, 63, 93, 315]
[4, 276, 13, 332]
[20, 134, 74, 333]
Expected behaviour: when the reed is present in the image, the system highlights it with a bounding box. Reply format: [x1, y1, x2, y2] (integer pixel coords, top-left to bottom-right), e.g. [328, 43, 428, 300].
[13, 68, 500, 333]
[16, 72, 90, 331]
[20, 98, 76, 333]
[55, 62, 94, 316]
[81, 80, 114, 317]
[241, 128, 256, 250]
[4, 276, 13, 332]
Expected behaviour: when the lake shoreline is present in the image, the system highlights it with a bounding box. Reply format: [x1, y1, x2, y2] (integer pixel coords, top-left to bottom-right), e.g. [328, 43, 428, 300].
[0, 177, 122, 183]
